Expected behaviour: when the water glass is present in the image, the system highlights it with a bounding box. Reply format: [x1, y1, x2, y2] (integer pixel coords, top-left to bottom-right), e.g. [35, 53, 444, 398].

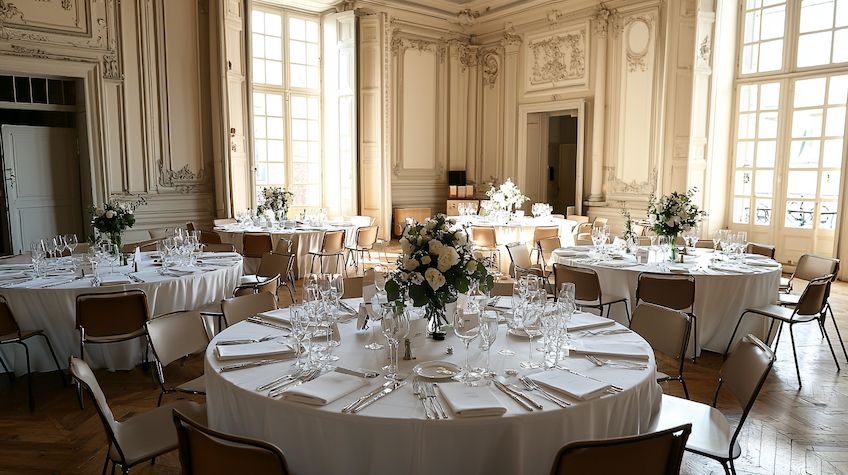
[453, 305, 482, 384]
[381, 304, 410, 381]
[478, 312, 498, 378]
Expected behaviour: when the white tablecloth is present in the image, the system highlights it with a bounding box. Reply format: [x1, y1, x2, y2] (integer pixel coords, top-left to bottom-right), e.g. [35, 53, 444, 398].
[553, 247, 782, 355]
[0, 252, 242, 374]
[205, 301, 661, 475]
[215, 224, 358, 277]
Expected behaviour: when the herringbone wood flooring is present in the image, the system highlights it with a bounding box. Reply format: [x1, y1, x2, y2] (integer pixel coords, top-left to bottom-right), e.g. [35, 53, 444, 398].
[2, 269, 848, 474]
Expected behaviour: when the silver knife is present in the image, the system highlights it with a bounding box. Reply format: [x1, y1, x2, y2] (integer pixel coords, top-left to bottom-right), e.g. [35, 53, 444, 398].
[41, 276, 84, 288]
[493, 380, 533, 411]
[352, 381, 407, 413]
[219, 359, 287, 372]
[494, 376, 543, 409]
[342, 381, 394, 412]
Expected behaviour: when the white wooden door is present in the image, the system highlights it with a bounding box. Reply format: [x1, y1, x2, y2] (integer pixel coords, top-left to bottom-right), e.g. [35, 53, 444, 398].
[1, 125, 84, 254]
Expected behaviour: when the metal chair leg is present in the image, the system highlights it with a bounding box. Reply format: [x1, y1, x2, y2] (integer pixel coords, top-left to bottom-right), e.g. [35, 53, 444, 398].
[0, 352, 13, 382]
[820, 317, 841, 371]
[789, 324, 802, 388]
[724, 311, 751, 356]
[827, 304, 848, 362]
[17, 341, 33, 411]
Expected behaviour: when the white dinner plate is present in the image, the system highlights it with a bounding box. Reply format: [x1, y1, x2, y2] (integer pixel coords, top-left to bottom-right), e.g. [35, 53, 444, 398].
[413, 361, 462, 379]
[508, 328, 529, 338]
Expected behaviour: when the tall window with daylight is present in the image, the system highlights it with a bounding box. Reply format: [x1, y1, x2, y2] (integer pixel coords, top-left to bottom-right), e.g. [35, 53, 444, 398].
[731, 0, 848, 262]
[251, 9, 321, 208]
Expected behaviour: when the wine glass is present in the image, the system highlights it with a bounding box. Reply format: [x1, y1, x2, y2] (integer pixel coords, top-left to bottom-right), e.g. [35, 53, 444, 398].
[103, 243, 119, 274]
[30, 239, 47, 277]
[290, 305, 312, 368]
[520, 292, 543, 369]
[318, 273, 332, 301]
[499, 282, 522, 357]
[364, 305, 384, 350]
[87, 246, 103, 285]
[453, 305, 482, 384]
[712, 230, 722, 253]
[478, 311, 498, 378]
[381, 304, 409, 381]
[65, 234, 78, 255]
[374, 265, 387, 295]
[329, 274, 344, 306]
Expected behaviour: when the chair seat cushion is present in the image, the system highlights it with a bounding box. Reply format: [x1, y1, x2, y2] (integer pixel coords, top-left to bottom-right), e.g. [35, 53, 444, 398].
[0, 329, 43, 343]
[111, 400, 207, 466]
[777, 293, 800, 306]
[175, 374, 206, 394]
[745, 305, 818, 323]
[654, 394, 740, 461]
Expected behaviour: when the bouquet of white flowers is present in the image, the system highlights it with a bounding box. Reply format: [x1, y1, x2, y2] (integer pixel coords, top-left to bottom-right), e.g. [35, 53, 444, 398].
[485, 178, 529, 212]
[386, 214, 492, 333]
[87, 195, 146, 250]
[647, 188, 707, 255]
[257, 186, 294, 221]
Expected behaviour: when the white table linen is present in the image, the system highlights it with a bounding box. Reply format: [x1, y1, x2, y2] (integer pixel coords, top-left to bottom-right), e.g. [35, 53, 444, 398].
[553, 247, 781, 355]
[0, 252, 241, 374]
[205, 301, 661, 475]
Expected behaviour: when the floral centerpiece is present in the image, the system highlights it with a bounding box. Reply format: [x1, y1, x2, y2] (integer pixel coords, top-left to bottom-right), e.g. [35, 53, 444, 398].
[257, 186, 294, 221]
[620, 208, 638, 252]
[647, 187, 707, 260]
[485, 178, 529, 213]
[87, 195, 147, 251]
[386, 214, 493, 339]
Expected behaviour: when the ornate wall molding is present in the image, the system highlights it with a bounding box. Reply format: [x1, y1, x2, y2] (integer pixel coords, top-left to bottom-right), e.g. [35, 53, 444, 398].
[528, 30, 585, 85]
[624, 14, 654, 72]
[699, 34, 711, 63]
[594, 8, 610, 37]
[501, 30, 521, 47]
[481, 51, 499, 88]
[607, 166, 658, 195]
[157, 159, 211, 194]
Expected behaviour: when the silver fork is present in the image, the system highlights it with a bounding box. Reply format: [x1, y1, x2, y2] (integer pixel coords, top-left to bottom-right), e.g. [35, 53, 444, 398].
[519, 376, 571, 407]
[426, 383, 448, 419]
[257, 368, 306, 391]
[585, 354, 648, 370]
[554, 365, 624, 392]
[412, 379, 432, 419]
[269, 369, 321, 397]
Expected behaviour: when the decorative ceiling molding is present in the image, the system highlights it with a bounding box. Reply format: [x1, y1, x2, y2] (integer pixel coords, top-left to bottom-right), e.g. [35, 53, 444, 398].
[500, 30, 521, 47]
[389, 17, 469, 41]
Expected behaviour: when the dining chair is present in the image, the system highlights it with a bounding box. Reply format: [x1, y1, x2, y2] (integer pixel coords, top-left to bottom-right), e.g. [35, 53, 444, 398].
[275, 236, 294, 253]
[234, 274, 281, 299]
[550, 213, 566, 219]
[75, 289, 150, 409]
[173, 409, 291, 475]
[724, 275, 847, 387]
[549, 424, 692, 475]
[471, 226, 500, 273]
[203, 243, 236, 253]
[566, 214, 590, 224]
[552, 264, 630, 322]
[573, 222, 593, 246]
[0, 294, 66, 411]
[145, 310, 208, 406]
[308, 230, 347, 276]
[68, 356, 207, 475]
[148, 228, 175, 239]
[345, 225, 379, 275]
[255, 252, 296, 303]
[242, 232, 273, 259]
[121, 238, 160, 253]
[694, 239, 715, 249]
[632, 223, 646, 236]
[200, 230, 223, 245]
[536, 236, 561, 272]
[186, 222, 196, 232]
[342, 268, 375, 299]
[213, 218, 237, 226]
[630, 303, 692, 399]
[746, 242, 775, 259]
[778, 253, 839, 303]
[637, 236, 652, 246]
[530, 226, 559, 265]
[636, 272, 699, 362]
[592, 217, 609, 227]
[504, 242, 548, 284]
[652, 334, 775, 475]
[221, 291, 278, 327]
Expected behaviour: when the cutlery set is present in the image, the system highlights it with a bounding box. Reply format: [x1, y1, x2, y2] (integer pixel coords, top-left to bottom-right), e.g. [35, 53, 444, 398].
[411, 379, 447, 418]
[219, 358, 288, 372]
[216, 334, 279, 345]
[246, 316, 291, 333]
[492, 376, 544, 411]
[518, 376, 571, 407]
[584, 354, 648, 370]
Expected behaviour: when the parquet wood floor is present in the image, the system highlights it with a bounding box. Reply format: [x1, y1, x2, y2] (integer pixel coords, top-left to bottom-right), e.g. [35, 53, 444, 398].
[2, 252, 848, 474]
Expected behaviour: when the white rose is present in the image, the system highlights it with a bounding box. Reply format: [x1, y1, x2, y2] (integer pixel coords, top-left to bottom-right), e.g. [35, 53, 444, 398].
[455, 233, 467, 246]
[437, 247, 460, 272]
[95, 208, 105, 217]
[404, 258, 420, 271]
[428, 240, 444, 255]
[425, 268, 446, 290]
[400, 238, 411, 255]
[425, 220, 436, 230]
[411, 272, 425, 284]
[105, 210, 116, 219]
[421, 255, 431, 265]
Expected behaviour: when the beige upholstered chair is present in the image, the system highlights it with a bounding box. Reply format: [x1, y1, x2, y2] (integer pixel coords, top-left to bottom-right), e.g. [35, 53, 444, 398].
[309, 230, 347, 276]
[694, 239, 715, 249]
[173, 409, 291, 475]
[233, 274, 281, 300]
[536, 236, 561, 271]
[746, 242, 775, 259]
[566, 215, 590, 223]
[549, 424, 691, 475]
[530, 226, 559, 264]
[68, 356, 207, 475]
[255, 252, 296, 303]
[342, 268, 375, 299]
[573, 222, 593, 246]
[145, 310, 209, 406]
[778, 253, 839, 301]
[504, 242, 547, 282]
[552, 264, 630, 322]
[221, 291, 278, 327]
[636, 272, 699, 361]
[726, 275, 847, 387]
[121, 238, 161, 253]
[200, 230, 223, 245]
[242, 233, 273, 259]
[592, 217, 609, 227]
[652, 334, 775, 475]
[346, 225, 379, 274]
[471, 226, 500, 271]
[0, 294, 66, 411]
[630, 303, 692, 399]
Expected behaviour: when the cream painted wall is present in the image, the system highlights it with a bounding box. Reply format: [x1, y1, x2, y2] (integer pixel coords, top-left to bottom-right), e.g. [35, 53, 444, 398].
[0, 0, 219, 244]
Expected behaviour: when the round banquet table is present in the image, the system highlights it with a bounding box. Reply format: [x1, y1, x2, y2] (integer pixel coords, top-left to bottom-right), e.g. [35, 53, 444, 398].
[215, 223, 358, 277]
[553, 247, 782, 355]
[205, 300, 662, 475]
[0, 252, 242, 374]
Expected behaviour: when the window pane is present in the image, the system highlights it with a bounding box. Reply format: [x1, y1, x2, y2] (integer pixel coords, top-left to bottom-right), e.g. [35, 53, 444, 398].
[253, 34, 265, 58]
[306, 21, 319, 43]
[742, 45, 759, 74]
[253, 59, 265, 84]
[787, 171, 819, 197]
[761, 82, 781, 109]
[834, 29, 848, 62]
[254, 117, 266, 139]
[755, 170, 774, 196]
[307, 43, 320, 66]
[307, 66, 320, 89]
[252, 11, 264, 33]
[308, 97, 320, 119]
[789, 140, 821, 167]
[798, 32, 833, 67]
[267, 117, 284, 139]
[823, 139, 844, 167]
[267, 94, 283, 117]
[266, 13, 282, 37]
[734, 198, 751, 224]
[759, 40, 783, 71]
[268, 163, 287, 184]
[755, 199, 772, 225]
[829, 75, 848, 104]
[759, 112, 779, 138]
[735, 170, 753, 195]
[253, 93, 265, 116]
[821, 203, 838, 229]
[291, 64, 307, 88]
[800, 0, 835, 33]
[268, 140, 285, 161]
[289, 18, 305, 40]
[740, 85, 758, 111]
[254, 139, 266, 162]
[292, 163, 308, 183]
[744, 10, 761, 43]
[256, 163, 268, 184]
[308, 142, 321, 162]
[739, 113, 757, 139]
[308, 120, 320, 140]
[821, 170, 840, 198]
[266, 37, 282, 61]
[795, 77, 827, 107]
[292, 120, 308, 140]
[825, 106, 846, 135]
[290, 40, 306, 64]
[291, 96, 308, 119]
[792, 109, 824, 138]
[293, 141, 308, 161]
[761, 5, 785, 39]
[266, 60, 283, 86]
[757, 141, 777, 167]
[747, 0, 762, 9]
[838, 0, 848, 26]
[785, 201, 815, 228]
[737, 141, 755, 167]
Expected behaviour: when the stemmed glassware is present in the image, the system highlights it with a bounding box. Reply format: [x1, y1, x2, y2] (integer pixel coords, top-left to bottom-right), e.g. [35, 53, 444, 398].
[712, 229, 723, 253]
[30, 240, 47, 277]
[364, 306, 384, 350]
[453, 304, 482, 384]
[499, 281, 523, 357]
[478, 311, 498, 378]
[105, 243, 120, 273]
[374, 265, 387, 298]
[65, 234, 78, 256]
[381, 304, 409, 381]
[520, 290, 544, 369]
[290, 305, 312, 368]
[87, 246, 103, 285]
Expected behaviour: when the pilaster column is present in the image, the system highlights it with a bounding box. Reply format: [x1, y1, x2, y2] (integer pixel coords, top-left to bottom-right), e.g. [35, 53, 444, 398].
[588, 9, 610, 203]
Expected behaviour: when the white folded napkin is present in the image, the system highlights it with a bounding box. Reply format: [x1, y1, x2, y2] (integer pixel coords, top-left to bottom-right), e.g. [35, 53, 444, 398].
[530, 371, 610, 401]
[240, 275, 268, 285]
[98, 274, 132, 286]
[569, 340, 650, 359]
[199, 252, 241, 259]
[745, 259, 780, 267]
[283, 372, 369, 406]
[168, 266, 205, 274]
[711, 264, 756, 274]
[215, 340, 295, 360]
[567, 313, 615, 332]
[257, 308, 291, 326]
[438, 383, 507, 417]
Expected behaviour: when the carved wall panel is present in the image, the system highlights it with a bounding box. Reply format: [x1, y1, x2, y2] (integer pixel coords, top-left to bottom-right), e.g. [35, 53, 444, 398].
[522, 21, 589, 97]
[0, 0, 90, 36]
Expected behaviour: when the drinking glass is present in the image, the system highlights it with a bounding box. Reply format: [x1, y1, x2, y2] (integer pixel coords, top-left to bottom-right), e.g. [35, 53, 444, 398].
[712, 230, 722, 252]
[381, 304, 409, 381]
[105, 243, 119, 273]
[290, 305, 311, 367]
[499, 281, 522, 357]
[374, 265, 387, 294]
[318, 273, 332, 301]
[329, 274, 344, 306]
[478, 312, 498, 378]
[364, 305, 384, 350]
[65, 234, 78, 255]
[520, 292, 543, 369]
[87, 246, 102, 285]
[30, 239, 47, 277]
[453, 305, 482, 384]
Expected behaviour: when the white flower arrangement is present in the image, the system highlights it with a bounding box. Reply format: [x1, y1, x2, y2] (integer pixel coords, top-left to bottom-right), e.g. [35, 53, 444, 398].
[531, 203, 553, 217]
[257, 186, 294, 220]
[485, 178, 529, 212]
[647, 188, 707, 237]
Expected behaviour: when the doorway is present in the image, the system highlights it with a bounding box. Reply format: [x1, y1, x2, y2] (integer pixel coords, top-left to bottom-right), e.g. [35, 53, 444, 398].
[524, 108, 581, 215]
